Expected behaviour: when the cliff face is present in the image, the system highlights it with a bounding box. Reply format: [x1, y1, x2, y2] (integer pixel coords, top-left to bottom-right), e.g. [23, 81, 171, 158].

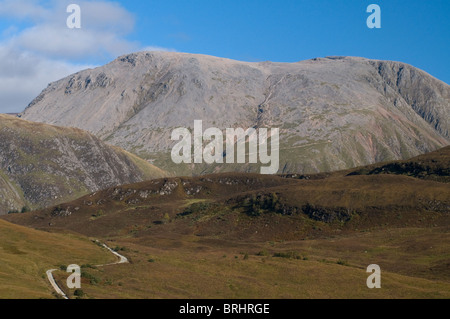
[0, 115, 167, 214]
[21, 52, 449, 175]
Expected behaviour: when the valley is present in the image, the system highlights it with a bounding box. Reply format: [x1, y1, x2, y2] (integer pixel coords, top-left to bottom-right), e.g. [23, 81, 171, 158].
[2, 146, 449, 299]
[0, 0, 448, 303]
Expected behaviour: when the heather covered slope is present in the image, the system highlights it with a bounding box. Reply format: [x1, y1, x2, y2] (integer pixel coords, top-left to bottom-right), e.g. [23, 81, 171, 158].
[0, 114, 168, 215]
[3, 146, 449, 299]
[5, 146, 449, 240]
[21, 52, 449, 175]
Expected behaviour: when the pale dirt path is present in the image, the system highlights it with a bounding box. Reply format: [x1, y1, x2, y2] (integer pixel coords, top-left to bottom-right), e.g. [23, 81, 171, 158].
[46, 241, 129, 299]
[46, 269, 69, 300]
[94, 241, 129, 266]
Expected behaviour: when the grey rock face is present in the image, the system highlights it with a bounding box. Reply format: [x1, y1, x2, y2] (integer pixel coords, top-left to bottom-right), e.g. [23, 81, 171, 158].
[0, 115, 167, 215]
[21, 52, 450, 175]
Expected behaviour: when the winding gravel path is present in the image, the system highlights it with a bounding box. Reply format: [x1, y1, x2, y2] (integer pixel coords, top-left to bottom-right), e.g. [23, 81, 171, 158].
[95, 241, 129, 266]
[46, 269, 69, 299]
[46, 241, 129, 299]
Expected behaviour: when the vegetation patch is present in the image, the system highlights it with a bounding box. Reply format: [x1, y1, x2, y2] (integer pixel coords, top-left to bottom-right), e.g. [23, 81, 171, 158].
[178, 201, 215, 218]
[273, 251, 303, 260]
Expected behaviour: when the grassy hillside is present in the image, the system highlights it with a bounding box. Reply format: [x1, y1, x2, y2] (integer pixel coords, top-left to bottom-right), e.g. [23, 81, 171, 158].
[345, 145, 450, 183]
[0, 219, 115, 299]
[3, 146, 449, 298]
[0, 114, 168, 215]
[59, 227, 450, 299]
[5, 146, 449, 240]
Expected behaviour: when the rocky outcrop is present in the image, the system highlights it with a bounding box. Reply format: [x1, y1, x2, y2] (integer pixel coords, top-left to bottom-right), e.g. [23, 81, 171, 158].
[0, 115, 167, 214]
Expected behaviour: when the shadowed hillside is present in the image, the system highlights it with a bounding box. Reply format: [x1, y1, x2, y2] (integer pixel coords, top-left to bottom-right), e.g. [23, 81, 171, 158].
[0, 114, 168, 215]
[4, 147, 449, 240]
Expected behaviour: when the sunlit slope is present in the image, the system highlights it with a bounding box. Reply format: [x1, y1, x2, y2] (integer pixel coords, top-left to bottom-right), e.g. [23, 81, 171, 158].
[45, 227, 450, 299]
[2, 146, 449, 299]
[5, 147, 449, 240]
[21, 52, 450, 176]
[0, 219, 114, 299]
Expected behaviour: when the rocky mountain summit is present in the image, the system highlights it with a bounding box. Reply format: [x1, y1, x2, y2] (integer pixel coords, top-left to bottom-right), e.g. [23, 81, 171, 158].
[0, 115, 167, 214]
[21, 52, 449, 175]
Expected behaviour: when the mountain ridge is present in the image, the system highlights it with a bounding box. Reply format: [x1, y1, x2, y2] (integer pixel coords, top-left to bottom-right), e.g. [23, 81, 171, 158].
[4, 145, 449, 238]
[0, 114, 168, 215]
[20, 52, 450, 176]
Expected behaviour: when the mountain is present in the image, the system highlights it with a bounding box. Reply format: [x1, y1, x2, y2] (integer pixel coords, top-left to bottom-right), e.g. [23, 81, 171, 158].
[20, 52, 449, 175]
[0, 114, 167, 215]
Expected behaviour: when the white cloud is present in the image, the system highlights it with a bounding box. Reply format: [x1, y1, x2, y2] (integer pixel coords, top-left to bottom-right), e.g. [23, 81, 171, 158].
[0, 44, 94, 113]
[1, 0, 139, 61]
[0, 0, 174, 113]
[0, 0, 51, 22]
[141, 46, 177, 53]
[13, 24, 139, 59]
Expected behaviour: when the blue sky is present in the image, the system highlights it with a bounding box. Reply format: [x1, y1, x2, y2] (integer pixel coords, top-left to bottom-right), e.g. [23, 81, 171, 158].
[126, 0, 449, 74]
[0, 0, 449, 112]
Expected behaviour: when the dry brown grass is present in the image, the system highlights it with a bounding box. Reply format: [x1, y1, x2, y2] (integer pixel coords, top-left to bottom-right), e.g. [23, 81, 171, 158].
[0, 219, 114, 299]
[53, 226, 450, 299]
[2, 146, 449, 298]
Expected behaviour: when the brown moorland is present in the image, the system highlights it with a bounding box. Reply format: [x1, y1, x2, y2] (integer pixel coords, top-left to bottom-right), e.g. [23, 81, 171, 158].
[2, 146, 449, 298]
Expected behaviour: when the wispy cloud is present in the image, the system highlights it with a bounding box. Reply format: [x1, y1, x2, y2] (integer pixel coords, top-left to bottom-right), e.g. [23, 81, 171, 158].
[0, 44, 94, 113]
[0, 0, 174, 112]
[0, 0, 137, 60]
[141, 45, 177, 53]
